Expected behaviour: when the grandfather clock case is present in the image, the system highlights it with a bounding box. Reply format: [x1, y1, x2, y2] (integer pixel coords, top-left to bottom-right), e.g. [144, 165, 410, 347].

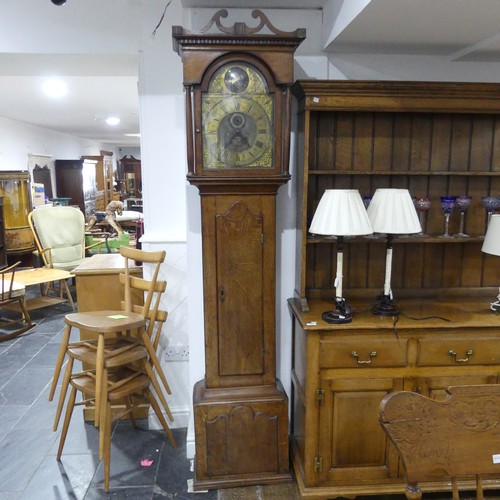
[173, 11, 304, 490]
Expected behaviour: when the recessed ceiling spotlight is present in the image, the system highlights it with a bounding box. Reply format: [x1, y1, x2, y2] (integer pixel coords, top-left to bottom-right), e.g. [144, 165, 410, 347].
[42, 78, 68, 98]
[106, 116, 120, 126]
[51, 0, 67, 5]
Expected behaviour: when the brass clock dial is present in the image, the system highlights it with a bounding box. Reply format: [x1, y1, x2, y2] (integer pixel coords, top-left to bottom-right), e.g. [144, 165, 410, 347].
[202, 63, 274, 169]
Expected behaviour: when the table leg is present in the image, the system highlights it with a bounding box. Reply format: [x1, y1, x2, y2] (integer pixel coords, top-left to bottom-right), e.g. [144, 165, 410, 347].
[61, 279, 75, 310]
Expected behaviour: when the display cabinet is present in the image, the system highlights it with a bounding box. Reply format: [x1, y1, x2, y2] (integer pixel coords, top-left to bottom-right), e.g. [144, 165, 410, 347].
[119, 155, 141, 198]
[0, 171, 34, 256]
[55, 159, 97, 220]
[83, 151, 114, 210]
[289, 81, 500, 498]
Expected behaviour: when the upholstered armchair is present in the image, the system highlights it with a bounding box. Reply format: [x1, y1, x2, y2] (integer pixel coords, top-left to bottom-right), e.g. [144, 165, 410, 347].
[28, 206, 103, 272]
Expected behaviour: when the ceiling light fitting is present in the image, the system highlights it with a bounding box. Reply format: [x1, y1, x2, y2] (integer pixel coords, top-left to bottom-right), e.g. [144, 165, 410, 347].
[106, 117, 120, 126]
[51, 0, 67, 5]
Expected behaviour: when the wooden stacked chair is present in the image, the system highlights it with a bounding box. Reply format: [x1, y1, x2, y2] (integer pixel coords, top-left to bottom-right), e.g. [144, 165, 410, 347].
[50, 246, 176, 491]
[0, 261, 34, 341]
[379, 385, 500, 500]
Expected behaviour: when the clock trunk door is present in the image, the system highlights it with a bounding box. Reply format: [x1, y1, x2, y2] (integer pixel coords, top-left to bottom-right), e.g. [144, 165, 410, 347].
[203, 195, 276, 389]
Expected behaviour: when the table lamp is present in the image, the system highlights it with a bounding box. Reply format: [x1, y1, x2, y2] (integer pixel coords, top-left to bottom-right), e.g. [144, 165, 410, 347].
[367, 188, 421, 316]
[309, 189, 373, 324]
[481, 213, 500, 312]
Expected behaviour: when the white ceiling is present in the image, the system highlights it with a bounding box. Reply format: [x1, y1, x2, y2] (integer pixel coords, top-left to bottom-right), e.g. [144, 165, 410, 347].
[1, 0, 500, 148]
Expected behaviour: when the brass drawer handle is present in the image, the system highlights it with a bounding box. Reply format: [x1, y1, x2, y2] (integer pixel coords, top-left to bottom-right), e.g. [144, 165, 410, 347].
[448, 349, 474, 363]
[351, 351, 377, 364]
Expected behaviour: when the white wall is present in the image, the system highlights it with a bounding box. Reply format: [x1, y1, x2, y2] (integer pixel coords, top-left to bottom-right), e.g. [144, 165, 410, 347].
[0, 116, 106, 172]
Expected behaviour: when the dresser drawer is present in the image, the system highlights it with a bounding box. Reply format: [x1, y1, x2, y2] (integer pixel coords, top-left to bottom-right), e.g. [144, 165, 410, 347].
[319, 338, 408, 368]
[417, 338, 500, 366]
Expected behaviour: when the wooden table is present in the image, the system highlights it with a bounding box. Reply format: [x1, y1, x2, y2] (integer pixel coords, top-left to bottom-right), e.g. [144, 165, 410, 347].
[72, 253, 144, 420]
[73, 253, 141, 312]
[5, 267, 74, 311]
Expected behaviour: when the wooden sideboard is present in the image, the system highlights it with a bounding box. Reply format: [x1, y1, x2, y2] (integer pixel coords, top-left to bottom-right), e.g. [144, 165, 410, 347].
[289, 81, 500, 498]
[289, 296, 500, 499]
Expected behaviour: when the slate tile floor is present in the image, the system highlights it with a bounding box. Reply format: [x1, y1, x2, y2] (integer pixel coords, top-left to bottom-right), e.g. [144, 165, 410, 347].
[0, 301, 300, 500]
[1, 299, 498, 500]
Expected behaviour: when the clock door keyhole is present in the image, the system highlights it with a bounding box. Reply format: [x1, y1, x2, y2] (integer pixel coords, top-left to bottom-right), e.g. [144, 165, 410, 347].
[219, 285, 226, 303]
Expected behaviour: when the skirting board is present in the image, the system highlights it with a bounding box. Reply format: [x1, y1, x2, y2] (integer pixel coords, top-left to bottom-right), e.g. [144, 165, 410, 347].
[148, 406, 190, 432]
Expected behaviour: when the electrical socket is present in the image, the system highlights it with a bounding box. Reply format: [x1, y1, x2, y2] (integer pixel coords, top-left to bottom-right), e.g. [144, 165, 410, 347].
[164, 345, 189, 361]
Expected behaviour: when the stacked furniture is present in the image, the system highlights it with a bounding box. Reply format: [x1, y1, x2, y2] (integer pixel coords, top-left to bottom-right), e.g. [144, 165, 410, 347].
[289, 81, 500, 498]
[50, 246, 175, 491]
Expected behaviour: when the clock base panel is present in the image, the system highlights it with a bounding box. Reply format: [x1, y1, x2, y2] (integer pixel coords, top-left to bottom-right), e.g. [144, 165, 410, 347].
[193, 378, 291, 490]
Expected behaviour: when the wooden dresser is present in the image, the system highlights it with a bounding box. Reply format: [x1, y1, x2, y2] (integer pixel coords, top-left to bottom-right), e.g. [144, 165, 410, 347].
[289, 297, 500, 498]
[289, 81, 500, 498]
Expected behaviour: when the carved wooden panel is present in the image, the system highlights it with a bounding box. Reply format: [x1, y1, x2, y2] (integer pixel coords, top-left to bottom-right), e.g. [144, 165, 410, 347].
[380, 385, 500, 483]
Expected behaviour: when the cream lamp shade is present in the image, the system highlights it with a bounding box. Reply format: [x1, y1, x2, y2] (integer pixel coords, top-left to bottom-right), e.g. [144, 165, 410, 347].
[481, 213, 500, 312]
[482, 214, 500, 256]
[367, 188, 421, 234]
[309, 189, 373, 323]
[309, 189, 373, 236]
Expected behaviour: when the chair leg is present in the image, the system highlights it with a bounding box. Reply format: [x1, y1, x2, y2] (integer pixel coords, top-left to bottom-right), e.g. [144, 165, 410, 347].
[94, 333, 105, 426]
[145, 388, 176, 448]
[18, 297, 33, 327]
[476, 475, 484, 500]
[49, 324, 72, 401]
[126, 395, 137, 427]
[98, 367, 109, 461]
[103, 401, 112, 493]
[142, 332, 171, 394]
[451, 477, 459, 500]
[53, 357, 74, 431]
[144, 362, 174, 422]
[405, 482, 422, 500]
[61, 279, 75, 310]
[57, 386, 77, 460]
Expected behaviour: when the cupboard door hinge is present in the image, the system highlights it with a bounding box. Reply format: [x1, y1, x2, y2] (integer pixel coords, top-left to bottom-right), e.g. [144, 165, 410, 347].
[316, 388, 325, 405]
[314, 456, 323, 472]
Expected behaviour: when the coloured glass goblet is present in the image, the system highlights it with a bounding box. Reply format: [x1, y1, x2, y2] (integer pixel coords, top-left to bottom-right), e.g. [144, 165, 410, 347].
[438, 196, 456, 238]
[414, 197, 431, 236]
[454, 195, 472, 237]
[482, 196, 500, 235]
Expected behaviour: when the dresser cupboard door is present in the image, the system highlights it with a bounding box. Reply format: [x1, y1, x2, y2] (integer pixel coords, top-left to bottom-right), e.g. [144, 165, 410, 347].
[317, 377, 403, 485]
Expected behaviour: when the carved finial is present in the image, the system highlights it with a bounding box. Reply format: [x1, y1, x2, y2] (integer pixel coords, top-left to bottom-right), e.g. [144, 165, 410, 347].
[199, 9, 305, 38]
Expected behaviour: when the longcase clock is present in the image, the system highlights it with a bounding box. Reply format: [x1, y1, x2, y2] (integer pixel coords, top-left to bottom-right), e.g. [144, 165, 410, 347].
[173, 10, 305, 490]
